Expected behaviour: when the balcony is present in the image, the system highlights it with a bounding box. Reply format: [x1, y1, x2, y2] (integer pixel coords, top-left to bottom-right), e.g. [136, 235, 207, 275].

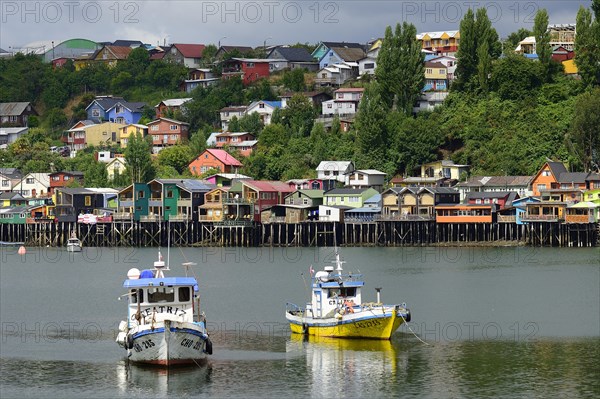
[140, 215, 163, 222]
[148, 199, 162, 207]
[118, 200, 133, 207]
[497, 215, 516, 223]
[177, 198, 192, 207]
[113, 212, 132, 220]
[520, 214, 562, 222]
[169, 214, 191, 222]
[565, 214, 595, 223]
[223, 198, 255, 205]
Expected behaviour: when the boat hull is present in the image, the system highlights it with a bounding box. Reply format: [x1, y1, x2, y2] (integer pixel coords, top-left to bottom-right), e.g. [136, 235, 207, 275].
[66, 245, 82, 252]
[122, 320, 210, 366]
[286, 306, 409, 340]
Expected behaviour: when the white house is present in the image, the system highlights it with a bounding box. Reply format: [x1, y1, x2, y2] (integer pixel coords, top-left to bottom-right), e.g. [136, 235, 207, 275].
[316, 161, 355, 184]
[106, 157, 127, 180]
[315, 63, 356, 86]
[345, 169, 387, 192]
[413, 91, 449, 113]
[245, 101, 282, 126]
[321, 87, 364, 117]
[318, 205, 350, 222]
[11, 173, 50, 197]
[219, 106, 247, 131]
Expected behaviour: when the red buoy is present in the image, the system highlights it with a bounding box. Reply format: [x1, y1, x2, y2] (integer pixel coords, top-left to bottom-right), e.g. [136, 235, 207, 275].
[18, 246, 27, 255]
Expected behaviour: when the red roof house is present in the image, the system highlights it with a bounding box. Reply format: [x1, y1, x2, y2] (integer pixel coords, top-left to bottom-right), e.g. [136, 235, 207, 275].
[188, 149, 243, 176]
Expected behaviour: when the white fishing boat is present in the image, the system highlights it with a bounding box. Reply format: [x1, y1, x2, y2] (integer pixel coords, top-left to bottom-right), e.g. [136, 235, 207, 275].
[286, 251, 411, 340]
[66, 233, 82, 252]
[116, 253, 213, 366]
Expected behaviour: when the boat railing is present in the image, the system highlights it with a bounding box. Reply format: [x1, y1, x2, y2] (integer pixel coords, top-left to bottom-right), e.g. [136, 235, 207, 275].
[286, 302, 303, 314]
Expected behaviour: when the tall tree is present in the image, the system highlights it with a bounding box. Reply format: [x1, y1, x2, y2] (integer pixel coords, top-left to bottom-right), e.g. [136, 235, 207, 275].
[455, 8, 501, 92]
[375, 22, 424, 113]
[353, 85, 389, 168]
[567, 88, 600, 172]
[533, 9, 551, 79]
[575, 4, 600, 88]
[396, 22, 425, 115]
[455, 9, 477, 91]
[375, 25, 398, 108]
[124, 132, 155, 183]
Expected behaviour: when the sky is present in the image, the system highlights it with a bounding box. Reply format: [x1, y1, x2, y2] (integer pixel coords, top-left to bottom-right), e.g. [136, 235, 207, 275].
[0, 0, 591, 51]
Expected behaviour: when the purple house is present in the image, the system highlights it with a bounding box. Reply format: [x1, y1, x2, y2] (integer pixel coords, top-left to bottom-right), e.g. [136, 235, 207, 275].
[105, 101, 146, 125]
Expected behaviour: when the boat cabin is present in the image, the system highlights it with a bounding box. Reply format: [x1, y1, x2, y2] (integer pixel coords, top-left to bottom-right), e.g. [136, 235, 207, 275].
[309, 255, 364, 318]
[123, 269, 199, 327]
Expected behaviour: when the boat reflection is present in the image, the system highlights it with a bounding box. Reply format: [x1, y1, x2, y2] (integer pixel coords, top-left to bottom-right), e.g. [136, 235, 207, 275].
[286, 334, 400, 397]
[115, 360, 211, 396]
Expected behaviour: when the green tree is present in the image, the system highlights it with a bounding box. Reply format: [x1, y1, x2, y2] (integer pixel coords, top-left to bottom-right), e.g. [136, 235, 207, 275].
[533, 9, 551, 80]
[575, 4, 600, 88]
[124, 132, 155, 183]
[281, 68, 306, 91]
[454, 8, 477, 91]
[353, 85, 389, 169]
[237, 112, 264, 135]
[455, 8, 500, 92]
[566, 88, 600, 171]
[490, 54, 545, 101]
[156, 145, 195, 174]
[280, 94, 316, 137]
[375, 22, 424, 113]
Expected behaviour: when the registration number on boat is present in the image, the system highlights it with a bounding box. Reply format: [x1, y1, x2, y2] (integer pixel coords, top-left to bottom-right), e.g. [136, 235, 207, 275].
[353, 319, 382, 329]
[133, 339, 155, 352]
[180, 338, 203, 350]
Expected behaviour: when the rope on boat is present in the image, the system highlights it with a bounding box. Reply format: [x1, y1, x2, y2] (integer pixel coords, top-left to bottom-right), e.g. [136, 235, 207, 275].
[399, 313, 429, 346]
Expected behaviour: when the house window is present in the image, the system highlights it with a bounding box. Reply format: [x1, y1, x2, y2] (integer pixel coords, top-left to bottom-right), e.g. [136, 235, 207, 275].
[151, 125, 159, 131]
[326, 209, 331, 216]
[476, 199, 482, 204]
[116, 117, 124, 124]
[1, 180, 9, 187]
[170, 125, 178, 130]
[116, 105, 124, 114]
[167, 190, 174, 198]
[259, 103, 265, 109]
[542, 170, 551, 176]
[92, 109, 100, 117]
[537, 184, 547, 191]
[327, 103, 332, 109]
[64, 176, 70, 181]
[246, 62, 255, 68]
[364, 63, 375, 69]
[137, 190, 145, 199]
[85, 196, 91, 206]
[26, 178, 34, 184]
[52, 176, 60, 181]
[426, 68, 432, 74]
[302, 198, 309, 205]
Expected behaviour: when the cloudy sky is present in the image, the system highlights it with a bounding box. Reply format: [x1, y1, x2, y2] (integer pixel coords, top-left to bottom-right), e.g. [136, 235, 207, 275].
[0, 0, 591, 51]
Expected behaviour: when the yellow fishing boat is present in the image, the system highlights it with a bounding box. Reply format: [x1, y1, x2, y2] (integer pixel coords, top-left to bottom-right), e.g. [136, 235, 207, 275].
[285, 251, 411, 340]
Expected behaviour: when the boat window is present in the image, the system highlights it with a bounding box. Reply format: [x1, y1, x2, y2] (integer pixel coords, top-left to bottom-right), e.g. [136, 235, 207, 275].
[147, 287, 175, 303]
[130, 289, 144, 304]
[328, 289, 340, 298]
[178, 287, 191, 302]
[340, 288, 356, 297]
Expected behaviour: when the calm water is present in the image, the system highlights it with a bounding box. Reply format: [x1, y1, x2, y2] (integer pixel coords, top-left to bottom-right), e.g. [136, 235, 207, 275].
[0, 246, 598, 398]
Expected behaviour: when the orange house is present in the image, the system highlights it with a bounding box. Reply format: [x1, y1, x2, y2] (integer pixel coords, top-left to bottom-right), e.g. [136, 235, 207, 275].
[188, 149, 243, 176]
[435, 204, 494, 223]
[530, 162, 568, 197]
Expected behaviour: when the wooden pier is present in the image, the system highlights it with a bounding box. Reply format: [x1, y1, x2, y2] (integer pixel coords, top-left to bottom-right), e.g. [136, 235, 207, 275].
[1, 221, 597, 248]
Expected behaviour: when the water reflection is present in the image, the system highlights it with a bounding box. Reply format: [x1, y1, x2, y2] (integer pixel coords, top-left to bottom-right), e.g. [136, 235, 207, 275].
[286, 334, 402, 398]
[115, 360, 212, 397]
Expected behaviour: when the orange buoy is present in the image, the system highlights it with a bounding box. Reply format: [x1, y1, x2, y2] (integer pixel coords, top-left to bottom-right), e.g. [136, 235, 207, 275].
[18, 246, 27, 255]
